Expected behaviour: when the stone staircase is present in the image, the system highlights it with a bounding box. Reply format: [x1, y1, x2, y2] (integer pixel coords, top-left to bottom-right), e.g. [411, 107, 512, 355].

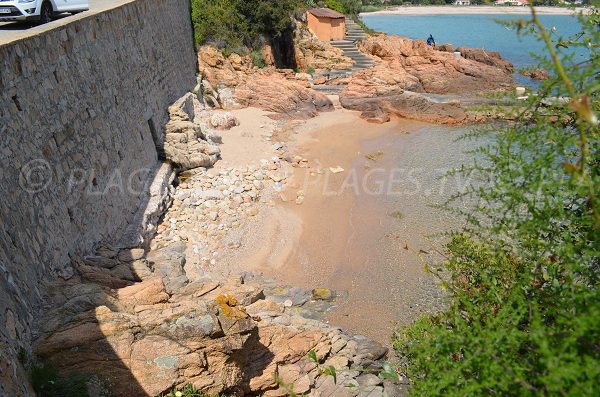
[312, 17, 374, 94]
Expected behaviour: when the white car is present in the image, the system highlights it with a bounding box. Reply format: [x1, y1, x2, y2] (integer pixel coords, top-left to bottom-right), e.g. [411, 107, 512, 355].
[0, 0, 89, 23]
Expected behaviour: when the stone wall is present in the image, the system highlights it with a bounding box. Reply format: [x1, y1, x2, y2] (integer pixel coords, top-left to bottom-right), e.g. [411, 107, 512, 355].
[0, 0, 196, 394]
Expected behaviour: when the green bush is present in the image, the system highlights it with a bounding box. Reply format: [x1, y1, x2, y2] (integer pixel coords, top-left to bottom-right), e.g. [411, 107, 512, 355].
[394, 8, 600, 396]
[324, 0, 344, 13]
[322, 0, 362, 15]
[190, 0, 304, 51]
[250, 50, 267, 69]
[30, 363, 90, 397]
[157, 384, 205, 397]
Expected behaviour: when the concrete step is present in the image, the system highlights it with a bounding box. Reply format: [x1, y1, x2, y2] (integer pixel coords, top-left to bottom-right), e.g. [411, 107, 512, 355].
[313, 71, 353, 80]
[311, 84, 345, 94]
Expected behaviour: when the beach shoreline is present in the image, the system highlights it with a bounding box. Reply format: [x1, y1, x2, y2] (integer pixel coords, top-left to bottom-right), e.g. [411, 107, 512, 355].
[361, 5, 589, 16]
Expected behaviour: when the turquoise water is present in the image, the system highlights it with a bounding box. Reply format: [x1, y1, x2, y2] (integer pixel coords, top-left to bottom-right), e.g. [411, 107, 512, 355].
[361, 14, 584, 70]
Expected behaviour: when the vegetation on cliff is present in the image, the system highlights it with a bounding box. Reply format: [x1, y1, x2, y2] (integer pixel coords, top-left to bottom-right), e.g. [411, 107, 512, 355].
[190, 1, 371, 54]
[393, 7, 599, 396]
[191, 0, 305, 52]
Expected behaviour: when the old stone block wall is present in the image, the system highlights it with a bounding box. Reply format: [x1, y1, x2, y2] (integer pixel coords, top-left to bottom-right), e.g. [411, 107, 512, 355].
[0, 0, 196, 394]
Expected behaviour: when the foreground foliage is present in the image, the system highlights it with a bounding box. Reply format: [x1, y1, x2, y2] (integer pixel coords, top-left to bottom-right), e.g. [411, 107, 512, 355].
[394, 6, 599, 396]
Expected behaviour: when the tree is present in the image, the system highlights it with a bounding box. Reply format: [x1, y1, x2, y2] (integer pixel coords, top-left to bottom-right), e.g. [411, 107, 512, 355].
[191, 0, 304, 50]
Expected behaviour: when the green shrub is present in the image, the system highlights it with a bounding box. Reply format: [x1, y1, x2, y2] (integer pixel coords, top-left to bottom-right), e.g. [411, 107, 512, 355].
[394, 8, 600, 396]
[307, 66, 316, 75]
[250, 50, 267, 68]
[324, 0, 344, 13]
[157, 384, 224, 397]
[30, 363, 90, 397]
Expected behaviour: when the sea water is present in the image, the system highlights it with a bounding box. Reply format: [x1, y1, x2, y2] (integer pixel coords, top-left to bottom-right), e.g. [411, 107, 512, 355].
[361, 14, 585, 71]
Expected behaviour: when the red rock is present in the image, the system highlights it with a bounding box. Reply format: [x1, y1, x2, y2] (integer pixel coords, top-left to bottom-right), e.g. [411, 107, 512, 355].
[360, 108, 391, 124]
[338, 34, 514, 124]
[117, 276, 170, 306]
[313, 76, 327, 85]
[234, 72, 333, 119]
[520, 67, 550, 80]
[357, 34, 513, 95]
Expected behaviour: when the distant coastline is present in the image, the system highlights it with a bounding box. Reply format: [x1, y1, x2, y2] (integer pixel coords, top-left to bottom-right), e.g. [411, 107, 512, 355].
[360, 5, 589, 16]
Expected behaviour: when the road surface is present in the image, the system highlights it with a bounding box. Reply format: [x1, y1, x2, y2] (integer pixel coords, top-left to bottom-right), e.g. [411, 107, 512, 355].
[0, 0, 135, 46]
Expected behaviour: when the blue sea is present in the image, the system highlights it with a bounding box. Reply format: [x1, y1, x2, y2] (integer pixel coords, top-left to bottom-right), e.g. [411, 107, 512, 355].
[361, 14, 585, 74]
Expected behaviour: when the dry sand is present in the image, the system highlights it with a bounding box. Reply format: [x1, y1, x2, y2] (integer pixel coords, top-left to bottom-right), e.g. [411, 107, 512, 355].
[361, 5, 588, 16]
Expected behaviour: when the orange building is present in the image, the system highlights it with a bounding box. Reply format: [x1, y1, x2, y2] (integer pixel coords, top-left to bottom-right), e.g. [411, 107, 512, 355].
[307, 8, 346, 41]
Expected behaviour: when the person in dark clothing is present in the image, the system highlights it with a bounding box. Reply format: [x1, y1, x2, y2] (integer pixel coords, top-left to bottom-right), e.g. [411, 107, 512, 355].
[426, 34, 436, 46]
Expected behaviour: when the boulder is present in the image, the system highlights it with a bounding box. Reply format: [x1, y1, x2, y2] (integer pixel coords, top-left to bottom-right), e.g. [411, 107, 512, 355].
[340, 89, 467, 125]
[520, 67, 550, 80]
[234, 73, 334, 119]
[164, 93, 221, 170]
[209, 112, 239, 130]
[198, 45, 241, 88]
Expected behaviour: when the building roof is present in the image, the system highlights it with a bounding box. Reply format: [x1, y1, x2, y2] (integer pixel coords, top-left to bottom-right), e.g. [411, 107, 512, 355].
[308, 8, 345, 19]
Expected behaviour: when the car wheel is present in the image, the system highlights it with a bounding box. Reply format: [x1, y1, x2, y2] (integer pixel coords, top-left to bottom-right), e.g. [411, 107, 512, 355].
[39, 2, 53, 24]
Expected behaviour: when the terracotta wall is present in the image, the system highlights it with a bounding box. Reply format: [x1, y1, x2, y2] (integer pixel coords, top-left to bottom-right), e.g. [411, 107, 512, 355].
[307, 13, 345, 41]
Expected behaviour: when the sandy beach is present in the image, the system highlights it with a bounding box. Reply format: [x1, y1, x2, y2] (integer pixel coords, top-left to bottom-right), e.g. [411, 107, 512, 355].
[361, 5, 589, 16]
[212, 103, 463, 344]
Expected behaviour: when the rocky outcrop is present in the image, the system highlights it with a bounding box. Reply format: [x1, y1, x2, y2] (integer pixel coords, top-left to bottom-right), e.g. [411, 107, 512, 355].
[340, 90, 468, 125]
[199, 46, 252, 89]
[34, 255, 396, 397]
[164, 93, 221, 170]
[435, 45, 514, 74]
[198, 46, 335, 120]
[357, 35, 514, 95]
[234, 73, 334, 120]
[336, 34, 514, 123]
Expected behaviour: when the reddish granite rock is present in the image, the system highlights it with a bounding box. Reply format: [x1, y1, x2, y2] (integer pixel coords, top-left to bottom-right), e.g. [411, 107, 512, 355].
[520, 67, 550, 80]
[198, 45, 242, 88]
[338, 34, 514, 123]
[234, 72, 334, 119]
[340, 90, 467, 125]
[455, 46, 514, 74]
[357, 35, 514, 96]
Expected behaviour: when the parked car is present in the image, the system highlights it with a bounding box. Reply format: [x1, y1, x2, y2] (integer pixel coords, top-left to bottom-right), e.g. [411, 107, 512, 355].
[0, 0, 89, 24]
